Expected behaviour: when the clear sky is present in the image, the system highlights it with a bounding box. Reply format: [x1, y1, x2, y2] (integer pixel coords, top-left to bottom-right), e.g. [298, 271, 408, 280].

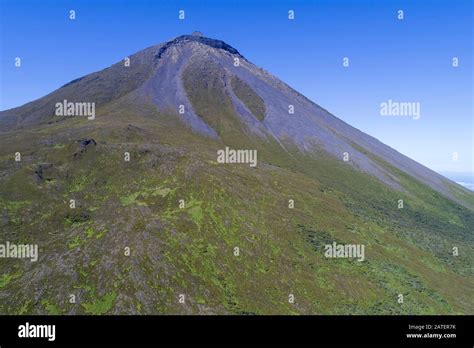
[0, 0, 472, 175]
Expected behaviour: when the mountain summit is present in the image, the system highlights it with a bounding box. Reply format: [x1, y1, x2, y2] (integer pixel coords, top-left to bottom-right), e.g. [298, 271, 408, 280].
[1, 34, 469, 206]
[0, 34, 473, 314]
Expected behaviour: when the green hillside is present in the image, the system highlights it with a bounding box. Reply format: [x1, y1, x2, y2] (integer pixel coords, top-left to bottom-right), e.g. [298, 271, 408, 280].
[1, 93, 472, 315]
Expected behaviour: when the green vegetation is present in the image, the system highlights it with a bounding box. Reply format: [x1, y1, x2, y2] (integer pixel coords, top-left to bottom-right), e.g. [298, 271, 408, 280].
[0, 271, 22, 289]
[0, 96, 472, 315]
[230, 75, 266, 121]
[183, 58, 243, 136]
[41, 299, 62, 315]
[82, 291, 117, 315]
[120, 186, 176, 206]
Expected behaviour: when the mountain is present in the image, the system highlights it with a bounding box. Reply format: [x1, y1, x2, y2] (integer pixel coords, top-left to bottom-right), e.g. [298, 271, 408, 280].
[0, 33, 473, 315]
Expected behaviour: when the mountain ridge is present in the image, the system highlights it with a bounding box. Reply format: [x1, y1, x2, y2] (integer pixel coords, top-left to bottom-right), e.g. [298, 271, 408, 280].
[0, 34, 471, 209]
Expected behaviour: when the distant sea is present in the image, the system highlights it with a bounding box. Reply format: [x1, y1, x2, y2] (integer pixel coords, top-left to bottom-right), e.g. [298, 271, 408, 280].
[440, 172, 474, 191]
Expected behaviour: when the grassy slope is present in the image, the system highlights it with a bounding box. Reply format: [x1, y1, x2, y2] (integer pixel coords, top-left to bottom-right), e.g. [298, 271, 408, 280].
[0, 78, 473, 315]
[230, 75, 266, 121]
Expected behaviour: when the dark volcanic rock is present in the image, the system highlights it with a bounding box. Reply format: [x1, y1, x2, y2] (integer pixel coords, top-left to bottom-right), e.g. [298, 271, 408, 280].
[34, 163, 53, 182]
[78, 138, 97, 148]
[74, 138, 97, 158]
[154, 34, 244, 61]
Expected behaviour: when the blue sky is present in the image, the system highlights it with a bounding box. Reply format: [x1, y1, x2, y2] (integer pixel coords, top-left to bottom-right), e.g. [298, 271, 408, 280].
[0, 0, 472, 176]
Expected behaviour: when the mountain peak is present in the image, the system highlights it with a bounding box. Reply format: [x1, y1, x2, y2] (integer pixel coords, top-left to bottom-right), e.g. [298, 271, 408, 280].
[154, 33, 243, 60]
